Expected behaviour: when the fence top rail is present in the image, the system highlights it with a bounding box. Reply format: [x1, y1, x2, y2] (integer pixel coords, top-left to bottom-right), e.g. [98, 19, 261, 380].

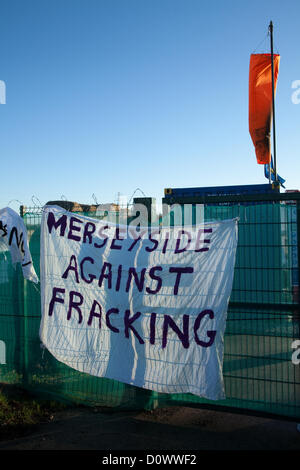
[162, 192, 300, 205]
[20, 191, 300, 217]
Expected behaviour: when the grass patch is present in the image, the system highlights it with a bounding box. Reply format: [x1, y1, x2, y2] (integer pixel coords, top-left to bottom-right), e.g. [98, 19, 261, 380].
[0, 384, 66, 441]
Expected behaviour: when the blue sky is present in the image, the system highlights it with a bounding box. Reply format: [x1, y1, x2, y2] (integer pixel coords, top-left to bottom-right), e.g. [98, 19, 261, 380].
[1, 0, 300, 212]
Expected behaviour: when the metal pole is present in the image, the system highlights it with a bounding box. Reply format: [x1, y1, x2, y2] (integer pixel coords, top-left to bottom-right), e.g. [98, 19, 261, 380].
[19, 206, 29, 385]
[269, 21, 278, 183]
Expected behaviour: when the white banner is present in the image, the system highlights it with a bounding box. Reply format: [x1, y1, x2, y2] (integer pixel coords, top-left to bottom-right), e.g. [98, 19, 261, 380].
[0, 207, 39, 283]
[40, 206, 238, 400]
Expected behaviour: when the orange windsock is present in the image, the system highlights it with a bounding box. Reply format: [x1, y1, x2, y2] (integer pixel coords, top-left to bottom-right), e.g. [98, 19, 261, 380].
[249, 53, 280, 164]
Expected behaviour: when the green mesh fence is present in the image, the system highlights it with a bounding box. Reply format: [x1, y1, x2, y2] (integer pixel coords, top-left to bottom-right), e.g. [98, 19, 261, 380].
[0, 200, 299, 420]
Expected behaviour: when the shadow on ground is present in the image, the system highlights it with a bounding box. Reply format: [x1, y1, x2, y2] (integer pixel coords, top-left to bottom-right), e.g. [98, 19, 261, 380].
[0, 405, 299, 451]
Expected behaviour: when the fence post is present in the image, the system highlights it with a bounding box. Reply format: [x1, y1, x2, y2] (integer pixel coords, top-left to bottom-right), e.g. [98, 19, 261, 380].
[130, 198, 159, 410]
[19, 206, 29, 386]
[23, 278, 29, 385]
